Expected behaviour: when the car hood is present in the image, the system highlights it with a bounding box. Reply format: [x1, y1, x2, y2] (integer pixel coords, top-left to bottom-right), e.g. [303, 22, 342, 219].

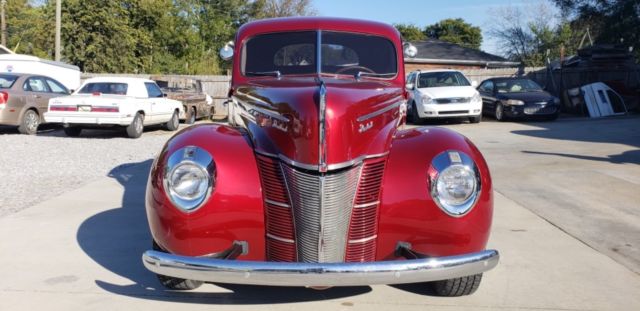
[496, 91, 555, 103]
[417, 86, 478, 99]
[233, 77, 404, 170]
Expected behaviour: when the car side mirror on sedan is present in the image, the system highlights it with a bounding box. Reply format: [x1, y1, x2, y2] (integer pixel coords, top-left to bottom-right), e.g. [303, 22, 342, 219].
[405, 83, 415, 90]
[471, 80, 479, 88]
[163, 93, 168, 98]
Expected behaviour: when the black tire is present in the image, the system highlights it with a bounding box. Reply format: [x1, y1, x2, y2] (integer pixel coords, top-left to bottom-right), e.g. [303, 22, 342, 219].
[152, 241, 203, 290]
[126, 113, 144, 138]
[165, 110, 179, 131]
[409, 101, 421, 124]
[187, 107, 196, 124]
[432, 274, 483, 297]
[469, 116, 481, 123]
[495, 103, 505, 122]
[63, 127, 82, 137]
[18, 109, 40, 135]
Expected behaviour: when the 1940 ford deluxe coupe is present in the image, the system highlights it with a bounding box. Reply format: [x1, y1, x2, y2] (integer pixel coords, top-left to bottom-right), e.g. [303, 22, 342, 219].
[143, 17, 499, 296]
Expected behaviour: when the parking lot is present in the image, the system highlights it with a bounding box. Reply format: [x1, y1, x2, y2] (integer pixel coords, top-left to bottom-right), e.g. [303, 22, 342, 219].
[1, 116, 639, 310]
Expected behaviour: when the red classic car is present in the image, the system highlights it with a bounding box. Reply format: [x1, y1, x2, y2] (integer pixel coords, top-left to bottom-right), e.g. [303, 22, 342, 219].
[143, 17, 499, 296]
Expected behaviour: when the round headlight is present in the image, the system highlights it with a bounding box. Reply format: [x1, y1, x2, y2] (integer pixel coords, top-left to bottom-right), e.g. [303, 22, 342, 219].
[164, 146, 215, 212]
[430, 151, 481, 217]
[168, 162, 209, 201]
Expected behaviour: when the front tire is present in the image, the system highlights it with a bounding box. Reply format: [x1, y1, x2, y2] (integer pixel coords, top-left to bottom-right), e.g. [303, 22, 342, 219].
[126, 113, 144, 138]
[165, 110, 179, 131]
[187, 107, 196, 124]
[152, 241, 203, 290]
[409, 101, 421, 124]
[495, 103, 505, 122]
[63, 127, 82, 137]
[18, 109, 40, 135]
[432, 274, 483, 296]
[469, 116, 481, 123]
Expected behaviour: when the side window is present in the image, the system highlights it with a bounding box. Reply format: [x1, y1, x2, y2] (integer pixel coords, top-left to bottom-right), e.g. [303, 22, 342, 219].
[480, 81, 494, 93]
[23, 77, 49, 93]
[144, 82, 163, 98]
[45, 79, 68, 94]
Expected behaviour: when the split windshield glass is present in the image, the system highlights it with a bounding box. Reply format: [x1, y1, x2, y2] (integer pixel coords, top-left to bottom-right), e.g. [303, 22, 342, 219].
[243, 31, 397, 78]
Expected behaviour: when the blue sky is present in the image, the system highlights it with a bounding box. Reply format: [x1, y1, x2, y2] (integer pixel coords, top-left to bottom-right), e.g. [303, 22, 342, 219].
[314, 0, 544, 56]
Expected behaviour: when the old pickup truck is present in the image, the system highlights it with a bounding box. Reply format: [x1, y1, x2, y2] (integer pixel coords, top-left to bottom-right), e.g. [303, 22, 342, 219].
[142, 17, 498, 296]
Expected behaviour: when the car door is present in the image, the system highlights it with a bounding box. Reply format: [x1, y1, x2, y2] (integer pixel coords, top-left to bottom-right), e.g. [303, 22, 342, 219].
[145, 82, 171, 123]
[22, 76, 51, 117]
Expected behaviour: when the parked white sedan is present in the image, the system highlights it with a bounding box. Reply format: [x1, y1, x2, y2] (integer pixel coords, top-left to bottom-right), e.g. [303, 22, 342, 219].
[406, 70, 483, 123]
[44, 77, 184, 138]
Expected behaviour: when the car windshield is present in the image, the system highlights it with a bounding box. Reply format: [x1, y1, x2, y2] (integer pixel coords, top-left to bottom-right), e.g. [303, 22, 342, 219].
[78, 82, 128, 95]
[495, 79, 543, 93]
[0, 74, 18, 88]
[417, 72, 470, 88]
[243, 31, 397, 78]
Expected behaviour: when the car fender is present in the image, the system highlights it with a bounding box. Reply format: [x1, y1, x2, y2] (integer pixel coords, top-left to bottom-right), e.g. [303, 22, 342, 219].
[146, 124, 265, 259]
[377, 127, 493, 259]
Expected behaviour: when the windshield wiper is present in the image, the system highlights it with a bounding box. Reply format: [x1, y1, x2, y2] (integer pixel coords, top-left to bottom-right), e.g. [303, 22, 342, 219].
[355, 71, 395, 80]
[246, 71, 281, 78]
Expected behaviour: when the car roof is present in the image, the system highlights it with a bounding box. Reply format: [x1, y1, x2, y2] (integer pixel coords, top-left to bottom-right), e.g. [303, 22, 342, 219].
[83, 77, 155, 84]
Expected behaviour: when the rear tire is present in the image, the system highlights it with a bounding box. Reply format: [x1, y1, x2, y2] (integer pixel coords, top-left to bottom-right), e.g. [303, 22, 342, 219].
[165, 110, 179, 131]
[63, 127, 82, 137]
[469, 116, 481, 123]
[432, 274, 483, 297]
[18, 109, 40, 135]
[152, 241, 203, 290]
[126, 113, 144, 138]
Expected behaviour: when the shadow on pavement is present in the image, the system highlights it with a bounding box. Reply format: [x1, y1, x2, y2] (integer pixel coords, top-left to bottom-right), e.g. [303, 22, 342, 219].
[76, 160, 371, 304]
[512, 115, 640, 165]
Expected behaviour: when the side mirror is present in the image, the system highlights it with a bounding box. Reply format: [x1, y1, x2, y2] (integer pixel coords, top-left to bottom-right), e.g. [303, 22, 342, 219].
[403, 42, 418, 58]
[219, 41, 235, 61]
[69, 89, 75, 94]
[405, 83, 415, 90]
[471, 80, 478, 88]
[163, 93, 168, 98]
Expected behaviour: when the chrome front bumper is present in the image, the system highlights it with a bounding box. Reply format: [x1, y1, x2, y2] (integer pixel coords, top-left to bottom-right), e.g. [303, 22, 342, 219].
[142, 249, 499, 287]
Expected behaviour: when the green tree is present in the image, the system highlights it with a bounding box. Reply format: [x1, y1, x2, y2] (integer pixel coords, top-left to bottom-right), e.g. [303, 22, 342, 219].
[393, 23, 425, 41]
[253, 0, 316, 18]
[6, 0, 53, 58]
[424, 18, 482, 50]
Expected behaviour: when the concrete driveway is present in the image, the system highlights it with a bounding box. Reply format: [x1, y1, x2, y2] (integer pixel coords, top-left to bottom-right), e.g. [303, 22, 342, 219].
[1, 116, 639, 310]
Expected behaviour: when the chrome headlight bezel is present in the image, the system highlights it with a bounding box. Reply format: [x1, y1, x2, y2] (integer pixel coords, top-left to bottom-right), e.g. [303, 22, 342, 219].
[163, 146, 216, 213]
[429, 150, 482, 217]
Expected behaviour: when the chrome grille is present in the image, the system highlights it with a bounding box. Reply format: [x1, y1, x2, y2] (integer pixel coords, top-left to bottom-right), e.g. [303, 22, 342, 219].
[436, 97, 470, 104]
[282, 164, 362, 263]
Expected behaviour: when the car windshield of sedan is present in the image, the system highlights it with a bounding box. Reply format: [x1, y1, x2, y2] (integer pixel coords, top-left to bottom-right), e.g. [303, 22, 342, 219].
[495, 79, 543, 93]
[0, 74, 18, 88]
[78, 83, 128, 95]
[243, 31, 397, 78]
[417, 72, 470, 88]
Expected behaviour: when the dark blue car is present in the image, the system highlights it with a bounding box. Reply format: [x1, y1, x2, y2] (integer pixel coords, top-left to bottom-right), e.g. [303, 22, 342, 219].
[478, 78, 560, 121]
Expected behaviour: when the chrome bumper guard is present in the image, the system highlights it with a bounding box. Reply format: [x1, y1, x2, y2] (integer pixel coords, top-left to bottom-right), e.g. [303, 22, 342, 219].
[142, 249, 499, 287]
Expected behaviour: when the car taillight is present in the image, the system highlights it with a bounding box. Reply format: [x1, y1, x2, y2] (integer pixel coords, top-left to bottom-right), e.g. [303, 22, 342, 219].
[50, 105, 78, 112]
[0, 91, 8, 104]
[92, 107, 119, 113]
[92, 92, 101, 96]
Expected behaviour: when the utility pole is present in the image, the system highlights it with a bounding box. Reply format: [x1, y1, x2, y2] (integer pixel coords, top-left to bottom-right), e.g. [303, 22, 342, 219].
[1, 0, 7, 47]
[55, 0, 61, 61]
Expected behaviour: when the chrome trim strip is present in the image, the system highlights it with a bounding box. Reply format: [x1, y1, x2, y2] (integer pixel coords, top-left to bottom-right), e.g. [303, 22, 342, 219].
[264, 199, 290, 208]
[266, 233, 295, 244]
[234, 91, 272, 109]
[318, 81, 328, 172]
[354, 201, 379, 208]
[142, 249, 499, 287]
[255, 150, 389, 172]
[348, 235, 378, 244]
[233, 95, 289, 123]
[357, 101, 402, 122]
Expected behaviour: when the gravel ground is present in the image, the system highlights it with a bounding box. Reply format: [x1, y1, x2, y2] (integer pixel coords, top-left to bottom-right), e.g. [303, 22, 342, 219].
[0, 124, 194, 217]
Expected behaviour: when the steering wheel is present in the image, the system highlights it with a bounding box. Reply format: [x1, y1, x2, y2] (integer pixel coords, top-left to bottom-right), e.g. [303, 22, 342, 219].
[334, 65, 375, 75]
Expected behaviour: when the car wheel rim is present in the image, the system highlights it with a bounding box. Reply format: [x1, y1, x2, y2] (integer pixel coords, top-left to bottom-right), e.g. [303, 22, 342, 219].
[173, 113, 179, 127]
[26, 112, 38, 132]
[136, 116, 143, 132]
[496, 105, 502, 120]
[190, 109, 195, 123]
